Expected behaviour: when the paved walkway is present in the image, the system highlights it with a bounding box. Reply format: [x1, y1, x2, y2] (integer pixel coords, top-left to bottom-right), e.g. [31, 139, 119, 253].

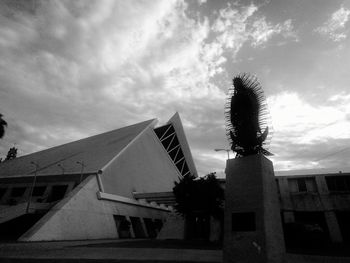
[0, 239, 221, 263]
[1, 240, 350, 263]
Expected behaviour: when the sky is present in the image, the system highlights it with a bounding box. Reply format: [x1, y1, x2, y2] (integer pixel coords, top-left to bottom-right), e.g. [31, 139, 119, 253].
[1, 0, 350, 177]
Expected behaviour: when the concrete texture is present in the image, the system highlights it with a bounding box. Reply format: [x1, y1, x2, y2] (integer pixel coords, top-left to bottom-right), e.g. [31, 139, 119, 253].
[157, 212, 185, 240]
[0, 240, 221, 263]
[20, 176, 169, 241]
[223, 154, 285, 263]
[0, 240, 349, 263]
[101, 127, 182, 198]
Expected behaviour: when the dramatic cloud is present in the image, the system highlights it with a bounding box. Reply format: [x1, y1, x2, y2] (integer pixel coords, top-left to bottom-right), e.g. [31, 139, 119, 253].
[268, 91, 350, 170]
[315, 6, 350, 41]
[1, 0, 348, 176]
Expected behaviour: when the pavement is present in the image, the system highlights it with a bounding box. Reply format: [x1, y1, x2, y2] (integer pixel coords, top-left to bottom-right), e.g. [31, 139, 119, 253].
[1, 239, 350, 263]
[0, 239, 221, 263]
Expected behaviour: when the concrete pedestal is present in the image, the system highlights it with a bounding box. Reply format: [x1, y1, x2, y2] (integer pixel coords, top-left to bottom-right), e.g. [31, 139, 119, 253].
[223, 154, 285, 263]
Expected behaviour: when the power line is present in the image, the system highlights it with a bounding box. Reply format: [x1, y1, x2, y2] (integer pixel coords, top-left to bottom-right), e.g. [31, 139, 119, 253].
[315, 146, 350, 162]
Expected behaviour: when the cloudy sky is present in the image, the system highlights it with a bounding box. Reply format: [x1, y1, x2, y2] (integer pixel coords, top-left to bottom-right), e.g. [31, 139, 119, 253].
[1, 0, 350, 176]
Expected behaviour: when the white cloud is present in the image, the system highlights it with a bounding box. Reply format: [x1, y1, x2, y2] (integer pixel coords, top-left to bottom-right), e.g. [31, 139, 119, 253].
[0, 0, 228, 161]
[267, 91, 350, 170]
[210, 3, 297, 61]
[268, 92, 350, 142]
[250, 19, 298, 47]
[315, 6, 350, 41]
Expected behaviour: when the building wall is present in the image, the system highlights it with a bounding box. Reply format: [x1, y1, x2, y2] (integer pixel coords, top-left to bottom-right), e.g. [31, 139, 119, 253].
[101, 128, 181, 198]
[19, 175, 169, 241]
[277, 173, 350, 244]
[0, 180, 75, 206]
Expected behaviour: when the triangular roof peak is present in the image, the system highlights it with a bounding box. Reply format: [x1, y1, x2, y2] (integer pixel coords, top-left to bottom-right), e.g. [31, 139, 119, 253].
[0, 119, 155, 177]
[166, 112, 198, 177]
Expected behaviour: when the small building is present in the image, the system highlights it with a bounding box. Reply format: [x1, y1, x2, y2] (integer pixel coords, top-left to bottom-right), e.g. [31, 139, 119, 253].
[219, 169, 350, 246]
[0, 113, 196, 241]
[276, 171, 350, 246]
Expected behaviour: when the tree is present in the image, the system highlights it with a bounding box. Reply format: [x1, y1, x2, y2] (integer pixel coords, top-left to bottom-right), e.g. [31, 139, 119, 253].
[0, 114, 7, 139]
[5, 147, 17, 161]
[173, 172, 224, 219]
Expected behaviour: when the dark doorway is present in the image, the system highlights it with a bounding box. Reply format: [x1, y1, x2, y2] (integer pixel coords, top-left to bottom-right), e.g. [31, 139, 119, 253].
[336, 211, 350, 243]
[143, 218, 157, 238]
[130, 217, 146, 238]
[186, 214, 210, 240]
[113, 215, 131, 238]
[283, 211, 330, 248]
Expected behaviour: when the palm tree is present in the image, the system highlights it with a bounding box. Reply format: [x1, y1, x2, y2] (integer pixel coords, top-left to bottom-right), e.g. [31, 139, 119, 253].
[0, 114, 7, 139]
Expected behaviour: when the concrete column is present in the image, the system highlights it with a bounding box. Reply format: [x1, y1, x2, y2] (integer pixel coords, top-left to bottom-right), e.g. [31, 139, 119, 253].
[324, 211, 343, 243]
[223, 154, 285, 263]
[278, 178, 294, 210]
[126, 216, 135, 238]
[140, 218, 149, 238]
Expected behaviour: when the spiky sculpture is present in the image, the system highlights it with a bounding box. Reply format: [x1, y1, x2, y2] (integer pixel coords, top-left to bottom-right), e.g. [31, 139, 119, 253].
[0, 114, 7, 139]
[225, 73, 273, 157]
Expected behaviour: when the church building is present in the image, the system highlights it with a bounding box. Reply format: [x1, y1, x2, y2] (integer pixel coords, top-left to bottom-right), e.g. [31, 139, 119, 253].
[0, 113, 197, 241]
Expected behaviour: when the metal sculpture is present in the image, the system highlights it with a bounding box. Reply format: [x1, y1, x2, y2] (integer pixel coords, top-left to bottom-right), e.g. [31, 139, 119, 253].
[225, 73, 273, 157]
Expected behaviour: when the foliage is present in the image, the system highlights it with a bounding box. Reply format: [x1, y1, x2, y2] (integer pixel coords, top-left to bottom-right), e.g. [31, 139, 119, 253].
[173, 172, 224, 218]
[5, 147, 17, 161]
[0, 113, 7, 139]
[225, 73, 272, 157]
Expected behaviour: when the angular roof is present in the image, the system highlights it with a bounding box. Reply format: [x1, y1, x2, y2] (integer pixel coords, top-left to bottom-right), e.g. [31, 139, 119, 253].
[0, 119, 155, 177]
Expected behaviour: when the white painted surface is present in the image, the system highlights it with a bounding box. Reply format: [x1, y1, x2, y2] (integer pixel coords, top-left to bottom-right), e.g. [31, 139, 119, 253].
[101, 127, 181, 198]
[20, 175, 169, 241]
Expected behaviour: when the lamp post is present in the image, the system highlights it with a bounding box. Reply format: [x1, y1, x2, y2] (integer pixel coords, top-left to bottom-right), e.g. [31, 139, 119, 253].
[214, 148, 231, 160]
[77, 161, 86, 183]
[27, 161, 39, 213]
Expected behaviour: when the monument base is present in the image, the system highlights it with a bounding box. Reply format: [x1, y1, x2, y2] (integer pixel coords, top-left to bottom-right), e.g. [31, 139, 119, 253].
[223, 154, 285, 263]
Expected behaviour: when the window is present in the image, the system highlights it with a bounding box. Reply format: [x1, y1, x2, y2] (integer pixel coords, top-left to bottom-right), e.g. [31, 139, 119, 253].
[154, 124, 191, 177]
[113, 215, 131, 238]
[10, 187, 26, 197]
[143, 218, 157, 238]
[297, 178, 307, 192]
[130, 217, 146, 238]
[48, 185, 68, 202]
[32, 186, 46, 196]
[0, 188, 7, 199]
[288, 178, 317, 193]
[326, 176, 350, 192]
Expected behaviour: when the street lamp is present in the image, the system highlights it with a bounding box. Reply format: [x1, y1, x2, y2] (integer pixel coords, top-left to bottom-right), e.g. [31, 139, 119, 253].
[214, 148, 231, 160]
[27, 161, 39, 213]
[77, 161, 86, 183]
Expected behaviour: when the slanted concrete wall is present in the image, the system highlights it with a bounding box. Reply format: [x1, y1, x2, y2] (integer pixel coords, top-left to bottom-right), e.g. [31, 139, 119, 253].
[101, 128, 181, 198]
[157, 212, 185, 240]
[19, 175, 169, 241]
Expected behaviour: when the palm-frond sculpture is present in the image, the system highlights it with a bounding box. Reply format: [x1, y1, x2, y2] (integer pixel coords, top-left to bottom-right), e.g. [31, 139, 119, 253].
[225, 73, 273, 157]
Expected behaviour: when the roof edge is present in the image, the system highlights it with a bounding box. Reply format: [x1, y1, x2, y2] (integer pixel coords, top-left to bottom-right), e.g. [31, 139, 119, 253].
[99, 118, 158, 174]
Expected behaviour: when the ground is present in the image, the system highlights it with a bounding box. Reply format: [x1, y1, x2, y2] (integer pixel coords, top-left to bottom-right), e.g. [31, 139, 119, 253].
[0, 239, 350, 263]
